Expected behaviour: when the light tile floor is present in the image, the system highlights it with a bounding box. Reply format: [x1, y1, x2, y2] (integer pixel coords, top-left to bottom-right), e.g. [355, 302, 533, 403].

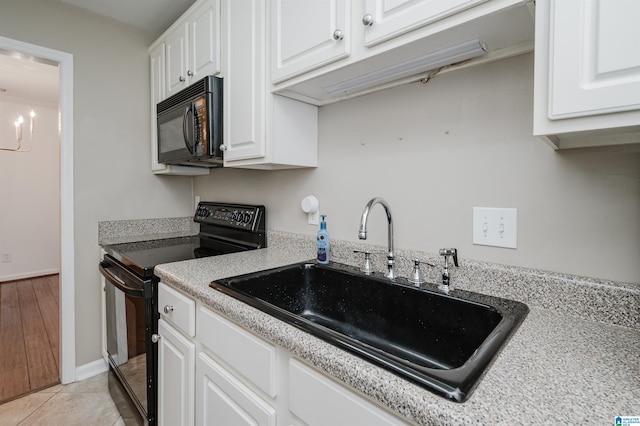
[0, 372, 123, 426]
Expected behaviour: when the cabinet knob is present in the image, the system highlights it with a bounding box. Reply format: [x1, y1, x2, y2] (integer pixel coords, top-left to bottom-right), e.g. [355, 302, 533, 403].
[362, 14, 374, 26]
[163, 305, 174, 314]
[333, 29, 344, 41]
[179, 75, 186, 82]
[220, 144, 227, 151]
[187, 70, 194, 77]
[151, 334, 160, 343]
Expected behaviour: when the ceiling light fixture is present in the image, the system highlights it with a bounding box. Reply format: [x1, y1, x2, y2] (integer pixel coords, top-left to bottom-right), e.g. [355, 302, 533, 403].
[323, 39, 487, 96]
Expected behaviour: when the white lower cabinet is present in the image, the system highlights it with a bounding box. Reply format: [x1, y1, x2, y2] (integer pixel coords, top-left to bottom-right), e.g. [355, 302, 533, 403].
[289, 359, 405, 426]
[157, 283, 409, 425]
[197, 306, 276, 397]
[196, 352, 276, 425]
[157, 319, 196, 426]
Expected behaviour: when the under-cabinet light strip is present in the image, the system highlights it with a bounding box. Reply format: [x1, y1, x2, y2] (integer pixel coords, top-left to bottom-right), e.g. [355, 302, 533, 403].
[323, 39, 487, 96]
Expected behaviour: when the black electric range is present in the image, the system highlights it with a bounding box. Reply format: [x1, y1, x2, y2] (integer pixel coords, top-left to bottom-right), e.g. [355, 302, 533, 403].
[100, 202, 266, 425]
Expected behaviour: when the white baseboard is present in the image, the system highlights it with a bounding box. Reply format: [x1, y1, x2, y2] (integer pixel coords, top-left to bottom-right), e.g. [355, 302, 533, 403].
[0, 268, 61, 282]
[73, 357, 108, 383]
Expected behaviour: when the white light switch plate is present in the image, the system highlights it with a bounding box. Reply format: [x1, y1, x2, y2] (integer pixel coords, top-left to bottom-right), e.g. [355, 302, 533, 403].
[473, 207, 517, 249]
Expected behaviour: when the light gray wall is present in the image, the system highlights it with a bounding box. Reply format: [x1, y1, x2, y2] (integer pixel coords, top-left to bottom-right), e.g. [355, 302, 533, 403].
[0, 100, 60, 280]
[194, 53, 640, 284]
[0, 0, 194, 365]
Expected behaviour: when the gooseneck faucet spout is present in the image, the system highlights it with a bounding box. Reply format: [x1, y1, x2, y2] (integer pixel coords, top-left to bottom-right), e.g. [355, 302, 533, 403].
[358, 197, 396, 279]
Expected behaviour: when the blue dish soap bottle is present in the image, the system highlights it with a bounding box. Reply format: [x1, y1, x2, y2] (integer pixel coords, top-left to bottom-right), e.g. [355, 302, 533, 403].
[317, 215, 330, 264]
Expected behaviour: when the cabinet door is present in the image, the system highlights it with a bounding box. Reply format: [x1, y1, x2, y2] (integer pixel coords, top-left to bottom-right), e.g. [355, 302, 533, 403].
[271, 0, 349, 83]
[222, 0, 266, 161]
[158, 319, 195, 426]
[189, 0, 221, 81]
[548, 0, 640, 119]
[166, 23, 189, 97]
[149, 43, 167, 172]
[362, 0, 486, 47]
[196, 353, 276, 426]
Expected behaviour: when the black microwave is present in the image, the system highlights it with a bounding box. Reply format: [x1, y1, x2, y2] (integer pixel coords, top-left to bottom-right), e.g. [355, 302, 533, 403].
[157, 75, 223, 167]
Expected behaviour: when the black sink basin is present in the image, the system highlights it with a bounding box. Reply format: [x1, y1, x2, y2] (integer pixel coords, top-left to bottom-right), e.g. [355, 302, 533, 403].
[211, 261, 528, 402]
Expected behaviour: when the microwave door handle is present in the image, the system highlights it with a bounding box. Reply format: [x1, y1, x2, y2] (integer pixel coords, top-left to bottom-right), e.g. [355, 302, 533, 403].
[183, 103, 194, 154]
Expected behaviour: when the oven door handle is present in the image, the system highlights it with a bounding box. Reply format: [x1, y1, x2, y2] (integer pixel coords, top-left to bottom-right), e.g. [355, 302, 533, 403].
[99, 261, 145, 297]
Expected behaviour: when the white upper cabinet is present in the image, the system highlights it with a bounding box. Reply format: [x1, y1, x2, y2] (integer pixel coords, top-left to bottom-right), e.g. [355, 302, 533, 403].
[361, 0, 487, 47]
[149, 43, 166, 173]
[534, 0, 640, 149]
[165, 0, 221, 98]
[271, 0, 349, 83]
[548, 0, 640, 119]
[165, 23, 189, 97]
[148, 0, 220, 175]
[222, 0, 266, 162]
[223, 0, 318, 169]
[188, 1, 221, 82]
[271, 0, 535, 104]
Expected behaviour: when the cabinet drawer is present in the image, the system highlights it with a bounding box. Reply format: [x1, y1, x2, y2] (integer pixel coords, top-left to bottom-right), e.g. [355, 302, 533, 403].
[158, 283, 196, 337]
[289, 359, 405, 425]
[198, 306, 276, 397]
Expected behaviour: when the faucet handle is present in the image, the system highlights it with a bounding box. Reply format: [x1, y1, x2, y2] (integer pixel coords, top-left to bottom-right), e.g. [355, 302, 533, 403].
[409, 258, 435, 287]
[439, 248, 458, 267]
[354, 250, 374, 275]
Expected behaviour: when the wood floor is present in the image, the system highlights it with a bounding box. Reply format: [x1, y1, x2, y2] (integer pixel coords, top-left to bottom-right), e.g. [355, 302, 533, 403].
[0, 275, 60, 404]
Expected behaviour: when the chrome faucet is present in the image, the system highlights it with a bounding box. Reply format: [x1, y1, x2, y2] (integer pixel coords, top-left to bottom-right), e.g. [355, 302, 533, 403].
[358, 197, 396, 279]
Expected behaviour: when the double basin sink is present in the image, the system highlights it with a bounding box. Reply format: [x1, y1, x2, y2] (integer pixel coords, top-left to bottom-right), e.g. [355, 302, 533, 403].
[210, 261, 528, 402]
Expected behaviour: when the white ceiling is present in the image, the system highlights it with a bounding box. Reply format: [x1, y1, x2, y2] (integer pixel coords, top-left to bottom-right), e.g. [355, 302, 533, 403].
[57, 0, 197, 36]
[0, 53, 59, 105]
[0, 0, 197, 106]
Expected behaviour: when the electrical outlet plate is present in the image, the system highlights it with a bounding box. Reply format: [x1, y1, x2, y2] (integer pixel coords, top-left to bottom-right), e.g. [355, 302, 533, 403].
[308, 210, 319, 225]
[1, 252, 11, 263]
[473, 207, 517, 249]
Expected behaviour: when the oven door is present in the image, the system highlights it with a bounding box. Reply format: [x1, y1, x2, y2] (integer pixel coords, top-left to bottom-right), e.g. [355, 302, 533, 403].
[100, 256, 157, 425]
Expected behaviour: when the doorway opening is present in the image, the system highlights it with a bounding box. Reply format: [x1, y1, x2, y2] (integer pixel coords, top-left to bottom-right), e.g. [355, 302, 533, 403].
[0, 35, 75, 392]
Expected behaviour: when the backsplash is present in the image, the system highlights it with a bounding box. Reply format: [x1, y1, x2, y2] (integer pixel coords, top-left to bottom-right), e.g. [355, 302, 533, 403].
[98, 217, 198, 245]
[268, 230, 640, 330]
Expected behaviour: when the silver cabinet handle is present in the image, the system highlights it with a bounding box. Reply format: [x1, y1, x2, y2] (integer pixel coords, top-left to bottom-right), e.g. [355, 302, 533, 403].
[333, 29, 344, 41]
[362, 14, 374, 26]
[187, 70, 194, 77]
[220, 144, 227, 151]
[163, 305, 174, 314]
[179, 75, 186, 82]
[151, 334, 160, 343]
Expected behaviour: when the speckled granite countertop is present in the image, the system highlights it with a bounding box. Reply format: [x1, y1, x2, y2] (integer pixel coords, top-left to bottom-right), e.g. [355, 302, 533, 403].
[153, 231, 640, 425]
